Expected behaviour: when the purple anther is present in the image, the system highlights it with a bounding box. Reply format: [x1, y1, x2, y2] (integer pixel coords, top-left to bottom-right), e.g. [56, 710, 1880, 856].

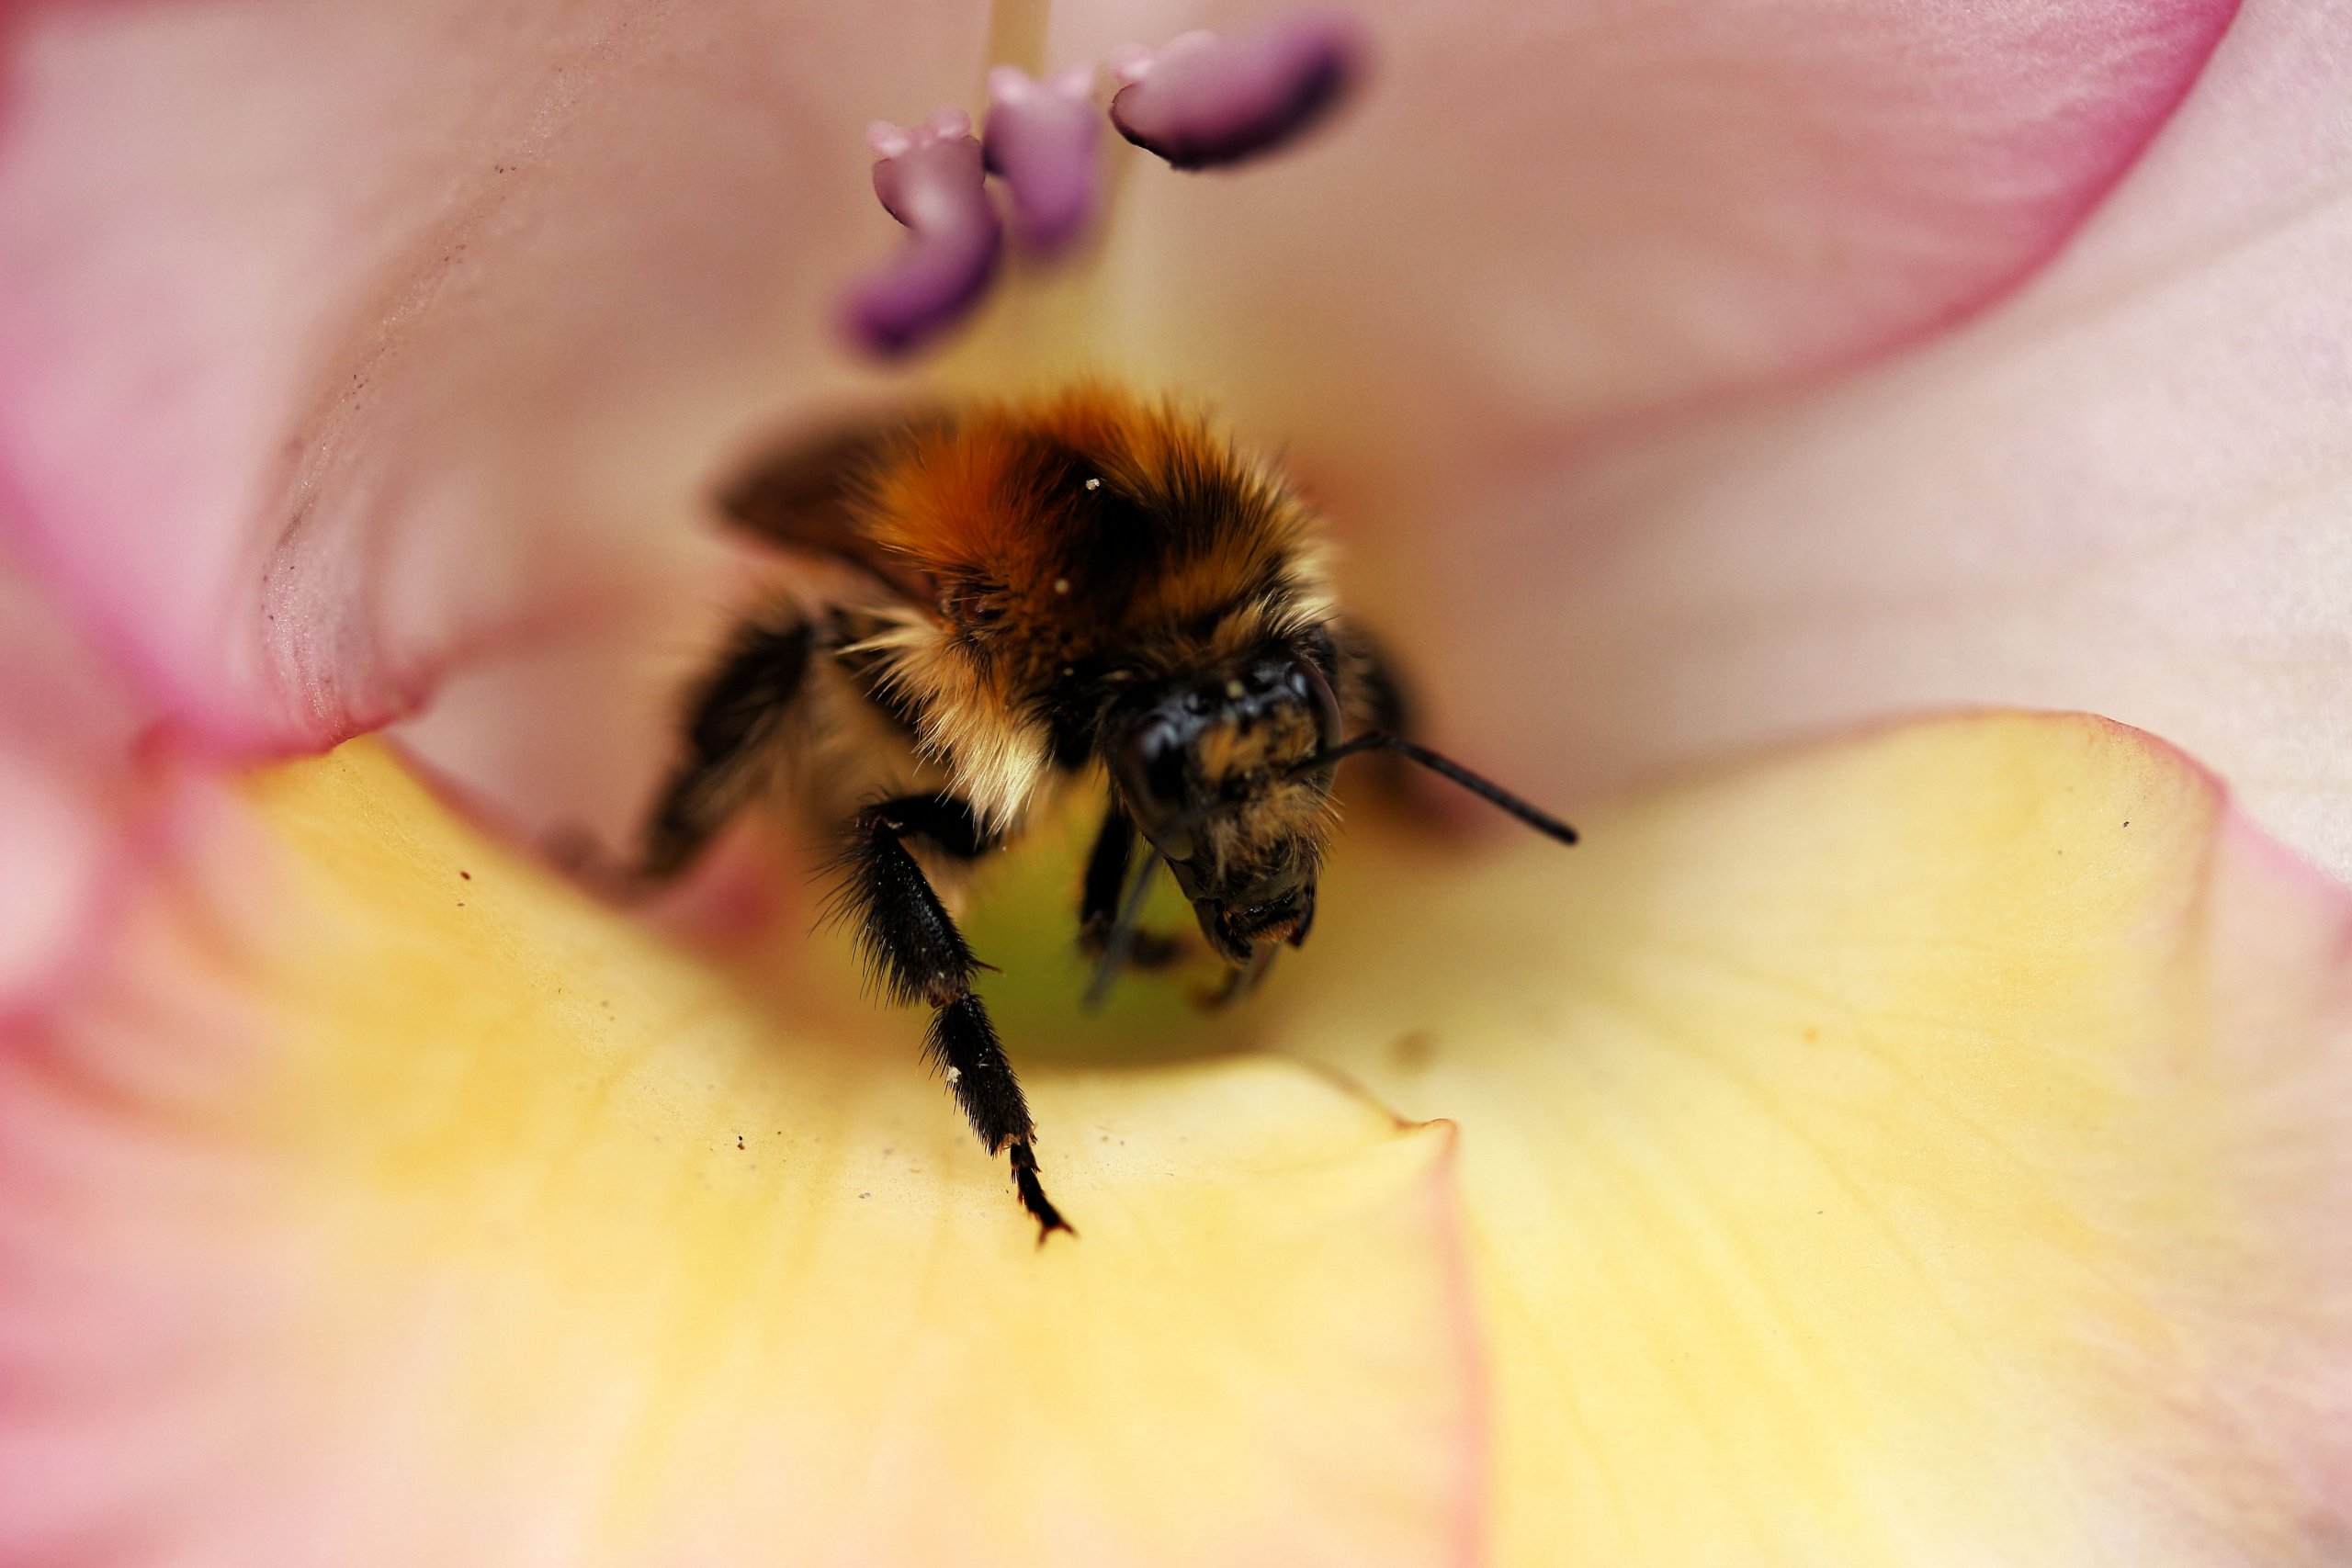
[841, 107, 1002, 356]
[982, 64, 1102, 255]
[1108, 11, 1367, 172]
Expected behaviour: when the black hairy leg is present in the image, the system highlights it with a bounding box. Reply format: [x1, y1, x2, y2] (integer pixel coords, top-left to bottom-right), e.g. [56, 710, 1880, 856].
[1076, 804, 1182, 974]
[639, 617, 815, 881]
[832, 794, 1071, 1240]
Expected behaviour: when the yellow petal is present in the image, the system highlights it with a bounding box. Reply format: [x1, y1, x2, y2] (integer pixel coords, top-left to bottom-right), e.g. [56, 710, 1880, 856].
[0, 744, 1480, 1566]
[1277, 712, 2352, 1564]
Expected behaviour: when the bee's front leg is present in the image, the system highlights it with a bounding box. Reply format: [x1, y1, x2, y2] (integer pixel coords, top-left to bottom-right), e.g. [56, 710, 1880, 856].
[834, 793, 1071, 1241]
[1076, 803, 1184, 973]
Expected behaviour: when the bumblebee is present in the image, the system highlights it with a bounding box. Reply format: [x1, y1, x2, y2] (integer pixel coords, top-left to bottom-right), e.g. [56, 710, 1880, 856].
[641, 386, 1573, 1239]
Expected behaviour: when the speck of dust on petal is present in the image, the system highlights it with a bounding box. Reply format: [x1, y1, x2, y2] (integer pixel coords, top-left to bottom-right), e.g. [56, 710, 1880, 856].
[1387, 1030, 1436, 1070]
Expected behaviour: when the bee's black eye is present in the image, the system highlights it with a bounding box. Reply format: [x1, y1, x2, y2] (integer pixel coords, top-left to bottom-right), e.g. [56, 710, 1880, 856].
[1113, 713, 1201, 859]
[1129, 719, 1190, 809]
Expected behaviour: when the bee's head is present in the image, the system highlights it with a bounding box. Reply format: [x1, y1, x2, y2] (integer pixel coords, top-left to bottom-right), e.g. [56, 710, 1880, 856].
[1104, 643, 1343, 964]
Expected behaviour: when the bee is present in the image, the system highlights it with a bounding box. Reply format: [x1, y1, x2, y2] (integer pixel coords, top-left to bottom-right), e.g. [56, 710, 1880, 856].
[640, 385, 1574, 1239]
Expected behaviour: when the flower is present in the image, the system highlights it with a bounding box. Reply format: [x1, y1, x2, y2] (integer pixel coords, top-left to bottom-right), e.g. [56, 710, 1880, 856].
[3, 0, 2350, 1562]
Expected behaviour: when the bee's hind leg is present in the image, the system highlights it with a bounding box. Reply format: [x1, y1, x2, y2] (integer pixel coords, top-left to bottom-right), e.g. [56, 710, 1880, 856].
[833, 793, 1071, 1242]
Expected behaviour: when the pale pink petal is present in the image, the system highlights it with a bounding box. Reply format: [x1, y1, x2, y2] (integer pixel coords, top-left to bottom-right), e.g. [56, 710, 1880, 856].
[1081, 0, 2233, 454]
[0, 758, 108, 1009]
[0, 0, 989, 758]
[0, 544, 154, 1019]
[1369, 0, 2352, 881]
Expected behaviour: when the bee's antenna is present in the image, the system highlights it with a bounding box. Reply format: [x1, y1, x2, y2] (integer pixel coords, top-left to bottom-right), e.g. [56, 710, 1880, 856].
[1081, 852, 1163, 1012]
[1298, 732, 1578, 846]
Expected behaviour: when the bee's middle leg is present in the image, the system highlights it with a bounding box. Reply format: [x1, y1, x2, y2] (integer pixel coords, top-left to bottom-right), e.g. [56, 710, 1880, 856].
[835, 793, 1070, 1240]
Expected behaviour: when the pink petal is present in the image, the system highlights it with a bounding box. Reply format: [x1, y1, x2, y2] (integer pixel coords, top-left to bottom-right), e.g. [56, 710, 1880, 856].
[0, 544, 155, 1019]
[0, 0, 989, 758]
[1086, 0, 2233, 438]
[1348, 0, 2352, 879]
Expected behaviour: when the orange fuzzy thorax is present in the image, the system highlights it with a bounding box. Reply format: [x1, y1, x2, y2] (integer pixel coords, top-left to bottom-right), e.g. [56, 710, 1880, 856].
[843, 386, 1338, 829]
